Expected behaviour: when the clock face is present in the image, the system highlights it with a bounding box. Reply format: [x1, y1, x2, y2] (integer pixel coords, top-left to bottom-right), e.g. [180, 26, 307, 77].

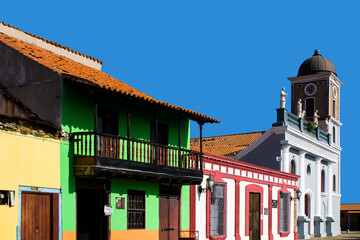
[304, 83, 317, 96]
[333, 86, 338, 99]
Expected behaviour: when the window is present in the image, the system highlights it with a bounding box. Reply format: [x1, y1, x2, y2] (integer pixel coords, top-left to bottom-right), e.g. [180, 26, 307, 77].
[290, 160, 296, 174]
[210, 184, 226, 236]
[305, 98, 315, 117]
[150, 121, 169, 145]
[97, 106, 119, 135]
[307, 164, 311, 176]
[305, 194, 310, 217]
[333, 175, 336, 192]
[321, 170, 325, 193]
[127, 190, 145, 229]
[333, 100, 336, 118]
[333, 127, 336, 143]
[280, 192, 290, 233]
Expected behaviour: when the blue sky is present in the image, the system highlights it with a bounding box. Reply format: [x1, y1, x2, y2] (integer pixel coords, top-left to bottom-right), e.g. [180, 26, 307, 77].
[1, 1, 358, 203]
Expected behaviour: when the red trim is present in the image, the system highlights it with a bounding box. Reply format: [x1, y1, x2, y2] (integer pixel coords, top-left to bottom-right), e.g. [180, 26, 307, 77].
[245, 184, 264, 236]
[190, 185, 196, 238]
[201, 151, 300, 181]
[268, 185, 273, 240]
[209, 236, 227, 240]
[203, 169, 298, 191]
[235, 180, 241, 240]
[278, 185, 291, 237]
[213, 170, 227, 184]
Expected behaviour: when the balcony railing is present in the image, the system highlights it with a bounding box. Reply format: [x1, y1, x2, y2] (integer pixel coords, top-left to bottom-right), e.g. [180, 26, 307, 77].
[71, 132, 202, 182]
[273, 108, 332, 145]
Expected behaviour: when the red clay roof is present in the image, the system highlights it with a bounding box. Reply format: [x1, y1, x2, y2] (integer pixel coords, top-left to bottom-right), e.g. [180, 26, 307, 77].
[0, 30, 219, 124]
[190, 131, 265, 156]
[0, 21, 102, 64]
[341, 204, 360, 211]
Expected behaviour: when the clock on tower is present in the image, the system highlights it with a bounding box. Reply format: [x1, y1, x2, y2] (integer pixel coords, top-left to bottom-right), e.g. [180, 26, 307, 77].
[288, 49, 343, 146]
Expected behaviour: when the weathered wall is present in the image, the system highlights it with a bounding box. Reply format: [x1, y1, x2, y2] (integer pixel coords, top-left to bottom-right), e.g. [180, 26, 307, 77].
[0, 42, 62, 127]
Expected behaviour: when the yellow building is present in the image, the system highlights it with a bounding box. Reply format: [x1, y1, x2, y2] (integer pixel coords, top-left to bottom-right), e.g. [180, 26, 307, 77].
[0, 89, 61, 239]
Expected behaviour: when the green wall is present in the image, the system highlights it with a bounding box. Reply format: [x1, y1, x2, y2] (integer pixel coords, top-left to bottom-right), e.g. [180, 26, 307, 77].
[60, 140, 76, 231]
[62, 80, 190, 149]
[110, 179, 159, 230]
[61, 80, 192, 233]
[181, 185, 190, 229]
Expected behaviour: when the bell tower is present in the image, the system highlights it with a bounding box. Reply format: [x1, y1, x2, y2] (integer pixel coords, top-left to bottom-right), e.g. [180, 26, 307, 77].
[288, 49, 343, 147]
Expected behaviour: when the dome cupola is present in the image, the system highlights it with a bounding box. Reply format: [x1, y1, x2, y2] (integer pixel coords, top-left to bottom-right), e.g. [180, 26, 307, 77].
[297, 49, 336, 76]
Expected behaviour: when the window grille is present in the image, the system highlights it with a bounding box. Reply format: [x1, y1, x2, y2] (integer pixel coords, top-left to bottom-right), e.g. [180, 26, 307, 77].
[127, 190, 145, 229]
[280, 192, 290, 233]
[210, 184, 226, 236]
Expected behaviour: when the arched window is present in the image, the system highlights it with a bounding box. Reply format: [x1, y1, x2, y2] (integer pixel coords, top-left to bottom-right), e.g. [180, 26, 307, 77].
[333, 127, 336, 143]
[333, 175, 336, 192]
[307, 164, 311, 176]
[290, 160, 296, 174]
[321, 170, 325, 192]
[305, 194, 310, 217]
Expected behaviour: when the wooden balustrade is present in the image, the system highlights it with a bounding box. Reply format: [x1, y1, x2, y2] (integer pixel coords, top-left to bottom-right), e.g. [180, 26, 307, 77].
[72, 132, 201, 171]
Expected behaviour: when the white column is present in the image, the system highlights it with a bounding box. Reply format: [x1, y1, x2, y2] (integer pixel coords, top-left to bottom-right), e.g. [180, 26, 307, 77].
[298, 150, 306, 217]
[315, 157, 322, 217]
[281, 144, 291, 172]
[327, 162, 333, 217]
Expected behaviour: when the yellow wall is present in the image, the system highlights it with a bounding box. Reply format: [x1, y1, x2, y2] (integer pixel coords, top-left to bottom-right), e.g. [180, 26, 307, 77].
[0, 130, 60, 240]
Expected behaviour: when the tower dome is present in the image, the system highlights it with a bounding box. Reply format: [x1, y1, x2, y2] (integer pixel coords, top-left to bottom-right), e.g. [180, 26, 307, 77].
[297, 49, 336, 76]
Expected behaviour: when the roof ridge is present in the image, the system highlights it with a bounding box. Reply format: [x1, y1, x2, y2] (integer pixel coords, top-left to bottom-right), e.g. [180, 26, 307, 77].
[191, 130, 266, 140]
[0, 21, 103, 67]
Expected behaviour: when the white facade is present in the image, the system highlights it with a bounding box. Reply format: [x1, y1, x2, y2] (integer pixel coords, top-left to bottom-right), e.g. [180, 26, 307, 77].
[191, 153, 299, 240]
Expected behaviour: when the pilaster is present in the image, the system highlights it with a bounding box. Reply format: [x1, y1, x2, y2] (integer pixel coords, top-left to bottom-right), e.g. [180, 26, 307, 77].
[315, 157, 322, 217]
[281, 144, 291, 173]
[298, 150, 306, 217]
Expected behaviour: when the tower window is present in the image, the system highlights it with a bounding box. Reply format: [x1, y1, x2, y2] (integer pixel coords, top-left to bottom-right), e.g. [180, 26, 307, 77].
[333, 100, 336, 118]
[333, 127, 336, 143]
[290, 160, 296, 174]
[305, 98, 315, 117]
[333, 175, 336, 192]
[307, 164, 311, 176]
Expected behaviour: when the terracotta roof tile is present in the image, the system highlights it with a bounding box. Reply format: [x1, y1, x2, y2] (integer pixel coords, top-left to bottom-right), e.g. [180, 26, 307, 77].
[341, 204, 360, 211]
[0, 32, 219, 124]
[0, 21, 103, 64]
[190, 131, 265, 156]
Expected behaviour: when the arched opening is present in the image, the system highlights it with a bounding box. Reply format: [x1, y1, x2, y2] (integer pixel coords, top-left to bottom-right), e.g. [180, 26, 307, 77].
[321, 170, 325, 192]
[290, 160, 296, 174]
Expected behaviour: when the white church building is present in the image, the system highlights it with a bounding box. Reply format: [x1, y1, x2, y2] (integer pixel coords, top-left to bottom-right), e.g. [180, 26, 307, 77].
[191, 50, 343, 239]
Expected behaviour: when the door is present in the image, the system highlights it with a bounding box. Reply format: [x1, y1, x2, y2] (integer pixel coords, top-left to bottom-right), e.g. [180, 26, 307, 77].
[151, 121, 169, 165]
[21, 192, 59, 240]
[249, 192, 260, 240]
[97, 106, 119, 158]
[77, 189, 108, 240]
[159, 186, 180, 240]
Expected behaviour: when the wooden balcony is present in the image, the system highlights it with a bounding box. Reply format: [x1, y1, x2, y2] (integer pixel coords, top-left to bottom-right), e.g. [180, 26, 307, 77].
[71, 132, 203, 184]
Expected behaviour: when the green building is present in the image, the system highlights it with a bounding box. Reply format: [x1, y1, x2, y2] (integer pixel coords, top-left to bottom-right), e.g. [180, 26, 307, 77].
[0, 22, 218, 240]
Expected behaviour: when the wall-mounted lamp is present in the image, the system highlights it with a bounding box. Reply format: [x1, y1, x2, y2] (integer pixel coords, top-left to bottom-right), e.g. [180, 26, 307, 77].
[198, 175, 214, 194]
[290, 189, 302, 201]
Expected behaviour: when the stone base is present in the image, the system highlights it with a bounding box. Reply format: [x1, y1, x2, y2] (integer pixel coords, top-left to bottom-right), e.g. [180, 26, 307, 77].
[314, 216, 324, 237]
